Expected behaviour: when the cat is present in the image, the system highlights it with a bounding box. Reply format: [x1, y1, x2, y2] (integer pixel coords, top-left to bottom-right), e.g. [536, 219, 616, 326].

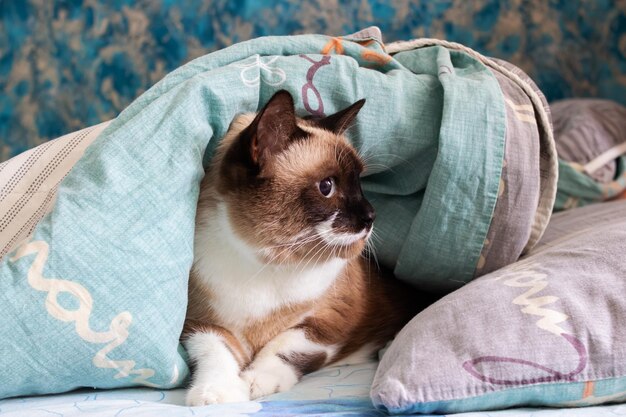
[182, 90, 431, 406]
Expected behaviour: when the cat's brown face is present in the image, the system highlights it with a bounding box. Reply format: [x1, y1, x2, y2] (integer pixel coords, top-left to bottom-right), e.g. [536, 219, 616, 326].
[214, 90, 374, 265]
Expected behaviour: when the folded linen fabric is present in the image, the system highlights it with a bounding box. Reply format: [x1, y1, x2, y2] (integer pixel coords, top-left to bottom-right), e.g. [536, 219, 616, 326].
[0, 28, 554, 398]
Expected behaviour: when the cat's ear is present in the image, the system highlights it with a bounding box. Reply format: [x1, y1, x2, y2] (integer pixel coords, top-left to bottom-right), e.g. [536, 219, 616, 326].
[313, 99, 366, 135]
[248, 90, 307, 166]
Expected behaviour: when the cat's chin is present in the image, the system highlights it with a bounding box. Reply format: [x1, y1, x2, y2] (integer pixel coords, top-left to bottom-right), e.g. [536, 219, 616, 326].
[307, 236, 369, 262]
[257, 237, 368, 266]
[329, 239, 368, 260]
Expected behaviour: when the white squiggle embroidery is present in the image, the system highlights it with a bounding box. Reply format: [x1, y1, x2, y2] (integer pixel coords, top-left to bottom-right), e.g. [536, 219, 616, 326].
[491, 261, 569, 336]
[11, 239, 160, 386]
[233, 55, 286, 87]
[170, 365, 180, 385]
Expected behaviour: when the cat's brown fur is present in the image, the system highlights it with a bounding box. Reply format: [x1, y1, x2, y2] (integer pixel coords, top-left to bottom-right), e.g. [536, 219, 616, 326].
[182, 91, 433, 406]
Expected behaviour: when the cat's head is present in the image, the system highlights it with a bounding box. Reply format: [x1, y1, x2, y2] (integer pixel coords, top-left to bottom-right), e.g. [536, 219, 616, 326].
[213, 90, 374, 265]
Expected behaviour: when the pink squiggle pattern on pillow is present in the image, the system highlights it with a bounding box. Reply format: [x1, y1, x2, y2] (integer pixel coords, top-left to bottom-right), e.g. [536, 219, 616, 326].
[299, 55, 331, 117]
[462, 262, 590, 386]
[462, 333, 587, 385]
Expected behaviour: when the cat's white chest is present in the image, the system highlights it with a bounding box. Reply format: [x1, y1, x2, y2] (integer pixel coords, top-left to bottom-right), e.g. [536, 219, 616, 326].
[193, 203, 346, 328]
[203, 260, 345, 327]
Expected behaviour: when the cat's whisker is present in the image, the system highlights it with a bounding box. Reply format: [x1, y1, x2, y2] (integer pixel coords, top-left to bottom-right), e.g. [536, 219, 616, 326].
[310, 238, 341, 300]
[242, 233, 324, 285]
[290, 229, 336, 253]
[261, 232, 319, 250]
[363, 164, 395, 175]
[245, 232, 334, 283]
[366, 237, 381, 272]
[260, 227, 337, 258]
[293, 237, 329, 278]
[359, 150, 410, 166]
[275, 227, 365, 277]
[328, 245, 340, 299]
[341, 121, 359, 139]
[358, 152, 408, 176]
[299, 229, 342, 269]
[335, 142, 349, 168]
[248, 245, 304, 281]
[287, 229, 335, 271]
[255, 236, 325, 277]
[243, 251, 286, 284]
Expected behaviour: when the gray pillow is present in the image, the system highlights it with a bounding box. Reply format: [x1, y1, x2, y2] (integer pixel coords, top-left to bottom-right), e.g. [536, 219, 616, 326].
[552, 99, 626, 184]
[372, 200, 626, 414]
[551, 99, 626, 210]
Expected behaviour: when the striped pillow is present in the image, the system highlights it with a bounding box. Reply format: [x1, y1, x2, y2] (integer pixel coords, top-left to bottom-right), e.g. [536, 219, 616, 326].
[1, 122, 110, 259]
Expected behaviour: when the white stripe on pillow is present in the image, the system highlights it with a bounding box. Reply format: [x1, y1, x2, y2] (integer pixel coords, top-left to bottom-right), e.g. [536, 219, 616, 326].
[0, 121, 111, 260]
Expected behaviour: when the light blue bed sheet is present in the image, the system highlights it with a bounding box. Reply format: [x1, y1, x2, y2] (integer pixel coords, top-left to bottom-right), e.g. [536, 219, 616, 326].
[1, 361, 623, 416]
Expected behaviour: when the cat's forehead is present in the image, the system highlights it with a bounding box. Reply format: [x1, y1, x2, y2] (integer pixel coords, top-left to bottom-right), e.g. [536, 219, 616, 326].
[273, 125, 363, 178]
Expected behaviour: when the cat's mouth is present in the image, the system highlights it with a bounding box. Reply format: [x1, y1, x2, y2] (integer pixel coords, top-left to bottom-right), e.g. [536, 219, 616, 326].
[256, 227, 371, 265]
[320, 228, 371, 248]
[314, 212, 372, 248]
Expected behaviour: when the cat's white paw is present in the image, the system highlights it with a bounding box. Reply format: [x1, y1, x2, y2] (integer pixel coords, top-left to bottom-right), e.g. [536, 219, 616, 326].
[241, 359, 299, 399]
[186, 377, 250, 406]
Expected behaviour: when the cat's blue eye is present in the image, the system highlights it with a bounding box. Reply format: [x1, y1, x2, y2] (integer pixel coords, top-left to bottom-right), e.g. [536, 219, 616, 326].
[318, 177, 335, 197]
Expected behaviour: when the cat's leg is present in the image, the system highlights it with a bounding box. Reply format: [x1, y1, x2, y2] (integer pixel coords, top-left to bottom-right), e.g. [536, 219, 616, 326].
[183, 326, 251, 406]
[240, 328, 334, 399]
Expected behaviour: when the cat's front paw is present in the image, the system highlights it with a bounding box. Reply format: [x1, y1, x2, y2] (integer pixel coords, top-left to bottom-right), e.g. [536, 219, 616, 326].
[186, 377, 250, 406]
[241, 360, 299, 399]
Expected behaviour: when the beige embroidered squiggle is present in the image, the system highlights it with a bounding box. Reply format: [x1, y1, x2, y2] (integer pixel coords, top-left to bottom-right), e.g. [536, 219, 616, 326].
[492, 261, 569, 336]
[11, 239, 160, 386]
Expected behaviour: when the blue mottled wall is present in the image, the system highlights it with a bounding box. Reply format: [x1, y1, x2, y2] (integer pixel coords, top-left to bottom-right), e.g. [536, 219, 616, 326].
[1, 0, 625, 161]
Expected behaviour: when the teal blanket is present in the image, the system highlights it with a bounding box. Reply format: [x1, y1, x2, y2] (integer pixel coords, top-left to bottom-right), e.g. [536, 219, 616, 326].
[0, 30, 555, 398]
[120, 33, 507, 287]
